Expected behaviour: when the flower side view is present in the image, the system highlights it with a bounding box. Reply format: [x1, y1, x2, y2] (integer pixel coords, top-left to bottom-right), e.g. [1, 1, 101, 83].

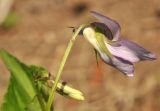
[79, 11, 156, 77]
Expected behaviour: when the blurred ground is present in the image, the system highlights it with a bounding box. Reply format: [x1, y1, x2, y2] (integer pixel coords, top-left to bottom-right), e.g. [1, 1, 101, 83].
[0, 0, 160, 111]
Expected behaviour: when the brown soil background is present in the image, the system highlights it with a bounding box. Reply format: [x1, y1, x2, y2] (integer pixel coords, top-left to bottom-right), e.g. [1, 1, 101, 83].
[0, 0, 160, 111]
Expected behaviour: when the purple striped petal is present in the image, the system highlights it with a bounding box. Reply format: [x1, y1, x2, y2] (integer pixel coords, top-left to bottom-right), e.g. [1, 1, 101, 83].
[90, 11, 121, 41]
[105, 40, 156, 63]
[99, 52, 134, 77]
[111, 56, 134, 77]
[119, 40, 156, 61]
[106, 41, 140, 62]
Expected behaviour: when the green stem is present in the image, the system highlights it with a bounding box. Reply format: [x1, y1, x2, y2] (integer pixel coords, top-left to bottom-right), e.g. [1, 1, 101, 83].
[37, 88, 45, 111]
[45, 24, 86, 111]
[35, 82, 45, 111]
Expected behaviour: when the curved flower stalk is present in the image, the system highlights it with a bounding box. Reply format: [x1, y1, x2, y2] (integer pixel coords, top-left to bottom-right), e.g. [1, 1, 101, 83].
[81, 11, 156, 77]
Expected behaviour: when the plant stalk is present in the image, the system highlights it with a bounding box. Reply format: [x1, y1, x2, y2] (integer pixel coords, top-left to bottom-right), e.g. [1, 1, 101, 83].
[45, 25, 85, 111]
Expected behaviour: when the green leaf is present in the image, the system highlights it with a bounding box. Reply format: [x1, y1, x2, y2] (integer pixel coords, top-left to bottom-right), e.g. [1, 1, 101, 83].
[0, 49, 85, 111]
[25, 96, 42, 111]
[0, 49, 41, 111]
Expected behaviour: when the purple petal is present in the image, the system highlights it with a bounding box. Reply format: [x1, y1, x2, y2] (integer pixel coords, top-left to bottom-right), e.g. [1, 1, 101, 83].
[99, 52, 134, 77]
[111, 56, 134, 77]
[106, 41, 140, 62]
[105, 40, 156, 62]
[120, 40, 156, 61]
[90, 11, 121, 41]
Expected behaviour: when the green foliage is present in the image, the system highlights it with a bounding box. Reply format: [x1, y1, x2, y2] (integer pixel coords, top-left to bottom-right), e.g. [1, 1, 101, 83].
[25, 97, 42, 111]
[1, 12, 19, 29]
[0, 49, 42, 111]
[0, 49, 84, 111]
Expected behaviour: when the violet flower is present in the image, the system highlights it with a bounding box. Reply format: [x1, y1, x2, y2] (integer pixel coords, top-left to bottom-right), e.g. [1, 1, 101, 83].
[82, 11, 156, 77]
